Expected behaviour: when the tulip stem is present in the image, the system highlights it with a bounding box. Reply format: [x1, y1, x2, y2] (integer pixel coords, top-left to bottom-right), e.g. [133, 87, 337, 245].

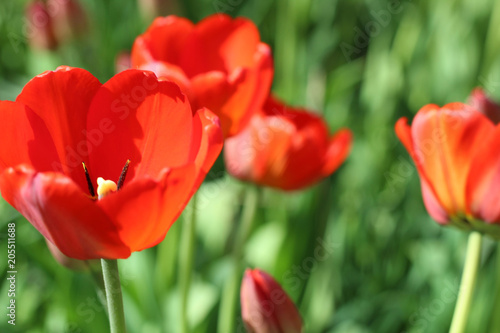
[101, 259, 127, 333]
[179, 194, 197, 333]
[449, 231, 482, 333]
[218, 186, 259, 333]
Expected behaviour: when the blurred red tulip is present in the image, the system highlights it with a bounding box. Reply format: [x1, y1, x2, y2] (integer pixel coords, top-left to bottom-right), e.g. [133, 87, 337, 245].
[0, 67, 223, 259]
[467, 87, 500, 124]
[224, 96, 352, 190]
[26, 1, 58, 50]
[396, 102, 500, 236]
[131, 14, 273, 137]
[241, 269, 303, 333]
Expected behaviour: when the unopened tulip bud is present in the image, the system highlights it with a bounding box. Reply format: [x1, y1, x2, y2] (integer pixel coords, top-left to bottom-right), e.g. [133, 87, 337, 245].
[241, 268, 303, 333]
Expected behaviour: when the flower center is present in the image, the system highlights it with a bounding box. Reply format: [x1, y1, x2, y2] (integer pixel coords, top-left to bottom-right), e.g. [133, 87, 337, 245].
[82, 160, 130, 200]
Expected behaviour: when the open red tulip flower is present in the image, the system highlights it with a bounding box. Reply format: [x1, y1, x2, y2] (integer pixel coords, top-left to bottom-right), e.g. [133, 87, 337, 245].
[396, 101, 500, 237]
[224, 96, 352, 191]
[131, 14, 273, 138]
[0, 66, 223, 260]
[241, 268, 303, 333]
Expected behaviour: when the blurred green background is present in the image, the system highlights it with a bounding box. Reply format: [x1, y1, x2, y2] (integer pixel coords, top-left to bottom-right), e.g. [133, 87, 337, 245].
[1, 0, 500, 332]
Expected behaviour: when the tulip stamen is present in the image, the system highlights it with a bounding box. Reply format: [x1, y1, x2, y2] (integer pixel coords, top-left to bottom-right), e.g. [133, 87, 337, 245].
[117, 159, 130, 190]
[82, 162, 96, 197]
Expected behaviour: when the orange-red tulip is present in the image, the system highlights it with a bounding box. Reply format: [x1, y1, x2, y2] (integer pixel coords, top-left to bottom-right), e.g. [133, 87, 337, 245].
[224, 96, 352, 190]
[396, 102, 500, 235]
[131, 14, 273, 137]
[241, 269, 303, 333]
[0, 67, 223, 259]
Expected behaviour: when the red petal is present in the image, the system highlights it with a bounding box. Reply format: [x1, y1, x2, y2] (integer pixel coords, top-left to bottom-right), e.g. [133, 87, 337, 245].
[410, 103, 493, 217]
[87, 70, 194, 184]
[15, 66, 102, 189]
[266, 104, 329, 190]
[131, 16, 194, 68]
[97, 164, 197, 252]
[396, 116, 449, 223]
[190, 44, 273, 138]
[0, 166, 130, 259]
[138, 61, 191, 98]
[395, 117, 413, 154]
[466, 125, 500, 222]
[180, 14, 261, 76]
[188, 107, 223, 189]
[321, 128, 352, 176]
[0, 101, 59, 173]
[251, 114, 295, 188]
[189, 70, 242, 136]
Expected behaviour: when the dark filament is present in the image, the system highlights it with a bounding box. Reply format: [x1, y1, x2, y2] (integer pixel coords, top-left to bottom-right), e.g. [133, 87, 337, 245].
[82, 162, 95, 197]
[117, 159, 131, 190]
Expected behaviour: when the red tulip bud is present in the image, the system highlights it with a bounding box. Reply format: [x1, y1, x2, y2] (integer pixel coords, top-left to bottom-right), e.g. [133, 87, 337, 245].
[241, 269, 303, 333]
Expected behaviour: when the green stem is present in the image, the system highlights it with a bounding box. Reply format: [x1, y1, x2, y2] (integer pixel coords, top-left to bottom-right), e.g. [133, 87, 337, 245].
[90, 263, 107, 309]
[218, 186, 259, 333]
[179, 194, 197, 333]
[101, 259, 127, 333]
[449, 231, 482, 333]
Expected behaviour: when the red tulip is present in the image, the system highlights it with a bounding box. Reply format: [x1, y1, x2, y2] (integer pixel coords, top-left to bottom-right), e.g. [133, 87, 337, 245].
[396, 102, 500, 234]
[224, 96, 352, 190]
[0, 67, 223, 259]
[241, 269, 303, 333]
[131, 14, 273, 138]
